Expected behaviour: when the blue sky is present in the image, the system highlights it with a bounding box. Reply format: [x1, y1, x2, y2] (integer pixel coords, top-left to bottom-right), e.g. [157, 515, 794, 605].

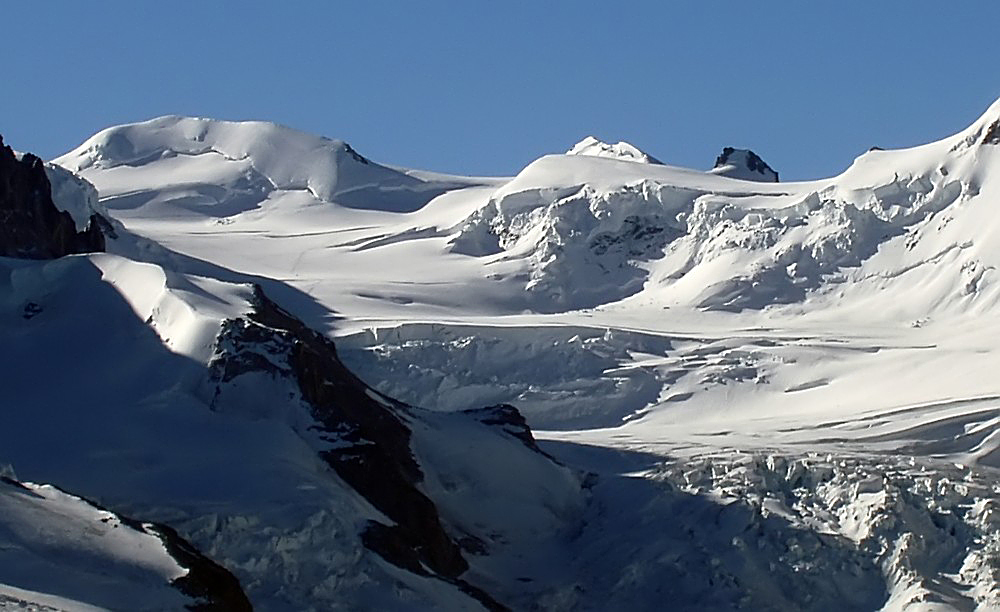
[3, 2, 999, 180]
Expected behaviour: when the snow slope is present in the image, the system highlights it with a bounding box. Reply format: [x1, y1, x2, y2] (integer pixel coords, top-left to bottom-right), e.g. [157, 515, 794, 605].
[0, 476, 188, 611]
[16, 97, 1000, 609]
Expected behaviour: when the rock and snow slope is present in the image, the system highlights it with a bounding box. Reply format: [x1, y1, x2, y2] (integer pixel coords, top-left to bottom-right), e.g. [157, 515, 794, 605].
[0, 248, 582, 610]
[0, 475, 249, 611]
[710, 146, 779, 182]
[2, 97, 999, 609]
[1, 159, 585, 609]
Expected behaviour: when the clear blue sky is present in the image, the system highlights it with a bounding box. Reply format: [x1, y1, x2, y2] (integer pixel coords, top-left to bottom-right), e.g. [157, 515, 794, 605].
[3, 2, 999, 180]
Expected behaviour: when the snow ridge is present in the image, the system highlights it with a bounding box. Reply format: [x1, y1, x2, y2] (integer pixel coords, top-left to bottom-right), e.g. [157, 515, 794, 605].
[567, 136, 661, 164]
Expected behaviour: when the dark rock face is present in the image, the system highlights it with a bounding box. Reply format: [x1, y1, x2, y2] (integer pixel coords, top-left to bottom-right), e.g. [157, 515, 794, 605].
[464, 404, 550, 456]
[983, 119, 1000, 145]
[713, 147, 779, 182]
[150, 523, 253, 612]
[209, 286, 510, 611]
[0, 134, 105, 259]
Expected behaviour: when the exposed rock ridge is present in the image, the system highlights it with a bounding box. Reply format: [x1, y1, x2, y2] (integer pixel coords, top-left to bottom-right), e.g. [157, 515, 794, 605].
[0, 134, 105, 259]
[209, 285, 511, 611]
[150, 523, 254, 612]
[712, 147, 779, 182]
[983, 119, 1000, 145]
[464, 404, 552, 457]
[0, 476, 252, 611]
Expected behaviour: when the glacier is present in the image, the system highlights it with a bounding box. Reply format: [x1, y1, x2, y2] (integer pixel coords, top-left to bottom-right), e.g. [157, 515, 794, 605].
[1, 98, 1000, 609]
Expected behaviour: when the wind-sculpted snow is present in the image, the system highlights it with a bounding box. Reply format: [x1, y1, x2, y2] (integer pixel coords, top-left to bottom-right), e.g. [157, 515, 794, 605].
[42, 162, 107, 232]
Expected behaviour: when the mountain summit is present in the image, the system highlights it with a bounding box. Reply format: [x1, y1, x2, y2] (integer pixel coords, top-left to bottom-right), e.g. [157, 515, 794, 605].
[566, 136, 661, 164]
[54, 116, 476, 213]
[710, 147, 779, 182]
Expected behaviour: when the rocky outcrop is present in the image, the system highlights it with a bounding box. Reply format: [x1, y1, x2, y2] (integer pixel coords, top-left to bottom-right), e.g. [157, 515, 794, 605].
[150, 523, 253, 612]
[983, 119, 1000, 145]
[0, 134, 105, 259]
[0, 476, 252, 611]
[209, 285, 510, 610]
[712, 147, 779, 182]
[464, 404, 550, 457]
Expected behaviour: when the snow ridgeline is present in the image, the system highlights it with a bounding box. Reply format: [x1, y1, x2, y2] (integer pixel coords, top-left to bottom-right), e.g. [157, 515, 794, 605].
[0, 473, 249, 611]
[53, 100, 1000, 319]
[566, 136, 663, 164]
[450, 99, 997, 312]
[54, 115, 488, 214]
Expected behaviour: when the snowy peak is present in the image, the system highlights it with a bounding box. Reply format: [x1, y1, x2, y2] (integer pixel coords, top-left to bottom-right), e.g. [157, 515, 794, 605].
[566, 136, 661, 164]
[710, 147, 778, 182]
[53, 115, 431, 209]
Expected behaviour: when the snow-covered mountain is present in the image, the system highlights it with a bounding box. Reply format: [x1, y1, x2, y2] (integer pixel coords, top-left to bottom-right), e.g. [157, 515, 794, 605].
[709, 146, 779, 182]
[565, 136, 662, 164]
[4, 98, 1000, 609]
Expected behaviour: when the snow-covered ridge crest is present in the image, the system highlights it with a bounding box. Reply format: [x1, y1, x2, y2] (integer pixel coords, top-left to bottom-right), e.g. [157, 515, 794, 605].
[53, 115, 425, 204]
[566, 135, 661, 164]
[449, 97, 1000, 313]
[43, 162, 106, 231]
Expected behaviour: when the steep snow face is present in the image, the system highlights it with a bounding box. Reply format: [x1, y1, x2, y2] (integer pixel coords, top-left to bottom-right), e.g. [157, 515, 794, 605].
[54, 116, 477, 215]
[709, 147, 778, 182]
[566, 136, 662, 164]
[0, 477, 189, 610]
